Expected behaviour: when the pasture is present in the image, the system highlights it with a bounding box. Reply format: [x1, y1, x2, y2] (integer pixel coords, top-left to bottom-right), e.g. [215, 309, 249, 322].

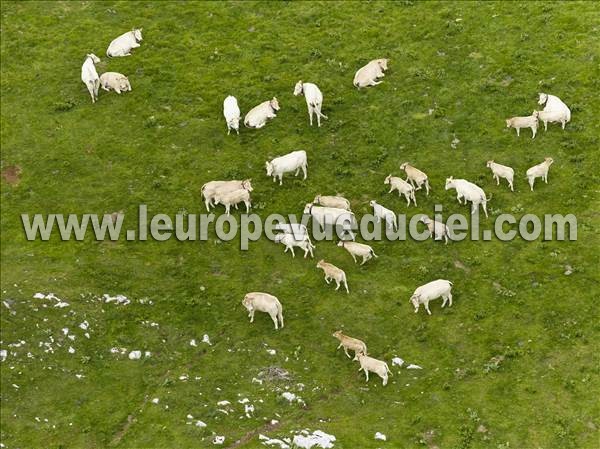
[1, 1, 599, 448]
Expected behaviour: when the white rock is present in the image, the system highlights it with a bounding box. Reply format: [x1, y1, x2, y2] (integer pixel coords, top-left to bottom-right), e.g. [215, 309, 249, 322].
[374, 432, 387, 441]
[213, 435, 225, 445]
[68, 346, 75, 354]
[266, 349, 276, 355]
[202, 334, 212, 345]
[151, 398, 160, 404]
[391, 357, 404, 367]
[129, 351, 142, 360]
[1, 350, 8, 362]
[292, 430, 336, 448]
[406, 364, 422, 369]
[190, 339, 197, 347]
[195, 420, 207, 428]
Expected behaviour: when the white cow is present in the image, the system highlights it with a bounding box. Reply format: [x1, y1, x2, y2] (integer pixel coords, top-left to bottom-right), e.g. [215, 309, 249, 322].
[538, 92, 571, 130]
[294, 81, 328, 127]
[273, 223, 309, 240]
[410, 279, 453, 315]
[223, 95, 241, 135]
[486, 160, 514, 191]
[266, 150, 307, 185]
[213, 188, 251, 216]
[81, 54, 101, 103]
[399, 162, 430, 195]
[274, 233, 315, 258]
[304, 203, 356, 238]
[201, 179, 253, 211]
[317, 260, 349, 293]
[384, 175, 417, 206]
[353, 352, 392, 386]
[99, 72, 131, 94]
[369, 200, 397, 230]
[420, 216, 449, 244]
[526, 157, 554, 191]
[445, 177, 491, 218]
[106, 28, 143, 57]
[353, 59, 389, 88]
[505, 111, 539, 138]
[244, 97, 279, 129]
[313, 195, 351, 211]
[242, 292, 284, 330]
[337, 241, 377, 265]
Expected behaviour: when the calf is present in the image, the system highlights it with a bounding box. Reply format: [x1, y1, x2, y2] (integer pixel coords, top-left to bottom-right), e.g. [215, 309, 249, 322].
[242, 292, 284, 330]
[223, 95, 241, 135]
[410, 279, 453, 315]
[332, 330, 366, 357]
[354, 352, 392, 386]
[445, 177, 491, 217]
[244, 97, 279, 129]
[486, 160, 514, 191]
[317, 260, 349, 293]
[213, 188, 251, 215]
[399, 162, 430, 195]
[81, 54, 100, 103]
[274, 233, 315, 258]
[201, 179, 253, 211]
[526, 157, 554, 191]
[420, 216, 449, 244]
[353, 59, 388, 88]
[99, 72, 131, 94]
[294, 81, 328, 127]
[384, 175, 416, 206]
[266, 150, 307, 185]
[313, 195, 351, 211]
[505, 111, 538, 138]
[337, 241, 377, 265]
[106, 28, 143, 57]
[369, 200, 397, 230]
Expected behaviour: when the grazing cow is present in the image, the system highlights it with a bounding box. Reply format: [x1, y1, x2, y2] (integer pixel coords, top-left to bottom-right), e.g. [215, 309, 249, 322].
[274, 233, 315, 258]
[420, 216, 449, 244]
[337, 241, 377, 265]
[486, 160, 515, 191]
[223, 95, 241, 135]
[506, 111, 539, 138]
[81, 54, 101, 103]
[445, 177, 491, 217]
[526, 157, 554, 191]
[242, 292, 284, 330]
[313, 195, 351, 211]
[99, 72, 131, 94]
[106, 28, 143, 57]
[369, 200, 397, 230]
[384, 175, 417, 206]
[353, 352, 392, 386]
[244, 97, 279, 128]
[266, 150, 307, 185]
[294, 81, 328, 127]
[201, 179, 253, 211]
[304, 203, 356, 239]
[399, 162, 430, 195]
[353, 59, 389, 88]
[538, 92, 571, 130]
[317, 260, 349, 293]
[410, 279, 453, 315]
[332, 330, 366, 357]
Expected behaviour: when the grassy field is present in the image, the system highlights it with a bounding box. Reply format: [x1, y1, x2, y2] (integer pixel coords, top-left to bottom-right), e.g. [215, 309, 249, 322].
[1, 1, 599, 448]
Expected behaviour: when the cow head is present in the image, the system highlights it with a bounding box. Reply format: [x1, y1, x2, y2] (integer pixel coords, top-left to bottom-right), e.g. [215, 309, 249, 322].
[293, 81, 303, 96]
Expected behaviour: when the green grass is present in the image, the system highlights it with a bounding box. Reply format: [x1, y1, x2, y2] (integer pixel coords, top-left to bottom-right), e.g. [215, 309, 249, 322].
[1, 1, 599, 448]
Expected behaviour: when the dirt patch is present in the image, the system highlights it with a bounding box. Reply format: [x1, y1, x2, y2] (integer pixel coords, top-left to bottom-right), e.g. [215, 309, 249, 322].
[258, 366, 291, 382]
[454, 259, 470, 273]
[1, 165, 22, 186]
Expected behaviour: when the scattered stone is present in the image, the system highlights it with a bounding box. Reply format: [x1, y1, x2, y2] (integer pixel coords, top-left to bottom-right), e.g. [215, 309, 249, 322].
[128, 351, 142, 360]
[258, 366, 290, 382]
[407, 364, 422, 370]
[564, 265, 573, 275]
[391, 357, 404, 367]
[374, 432, 387, 441]
[292, 430, 335, 448]
[213, 435, 225, 445]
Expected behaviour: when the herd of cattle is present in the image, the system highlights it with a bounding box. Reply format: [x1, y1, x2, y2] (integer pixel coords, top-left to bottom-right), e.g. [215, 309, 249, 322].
[80, 30, 571, 386]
